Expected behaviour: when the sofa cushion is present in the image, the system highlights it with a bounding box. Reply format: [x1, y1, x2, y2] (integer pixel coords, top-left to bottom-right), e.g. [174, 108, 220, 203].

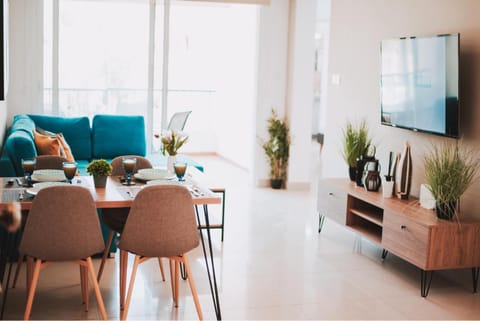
[3, 130, 37, 175]
[10, 115, 36, 139]
[92, 115, 146, 159]
[28, 114, 92, 160]
[33, 130, 63, 156]
[36, 128, 75, 162]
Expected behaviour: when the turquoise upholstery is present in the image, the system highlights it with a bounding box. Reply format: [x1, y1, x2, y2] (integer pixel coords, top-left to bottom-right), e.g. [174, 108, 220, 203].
[92, 115, 146, 159]
[28, 114, 92, 160]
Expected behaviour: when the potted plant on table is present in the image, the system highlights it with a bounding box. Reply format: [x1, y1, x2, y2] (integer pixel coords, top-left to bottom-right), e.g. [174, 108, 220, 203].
[341, 119, 372, 181]
[424, 141, 479, 220]
[87, 159, 113, 188]
[262, 109, 290, 189]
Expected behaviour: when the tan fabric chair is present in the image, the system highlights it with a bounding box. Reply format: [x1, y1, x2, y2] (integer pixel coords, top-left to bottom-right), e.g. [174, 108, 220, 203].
[97, 155, 166, 285]
[12, 155, 69, 288]
[119, 185, 203, 320]
[19, 186, 107, 320]
[35, 155, 68, 170]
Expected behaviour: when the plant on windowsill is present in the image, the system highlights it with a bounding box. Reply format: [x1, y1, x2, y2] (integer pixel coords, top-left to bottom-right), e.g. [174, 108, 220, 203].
[86, 159, 113, 188]
[262, 109, 290, 189]
[424, 141, 479, 221]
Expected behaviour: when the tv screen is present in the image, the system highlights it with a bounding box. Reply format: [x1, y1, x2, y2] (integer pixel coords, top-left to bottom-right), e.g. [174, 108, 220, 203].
[380, 33, 459, 138]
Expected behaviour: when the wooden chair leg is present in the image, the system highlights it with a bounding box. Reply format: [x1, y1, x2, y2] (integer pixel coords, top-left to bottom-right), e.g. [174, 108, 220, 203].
[80, 265, 89, 311]
[157, 257, 166, 281]
[121, 255, 141, 321]
[24, 259, 42, 321]
[169, 259, 175, 302]
[97, 230, 114, 282]
[174, 259, 180, 307]
[182, 255, 203, 321]
[86, 257, 107, 321]
[12, 254, 24, 288]
[119, 250, 128, 310]
[26, 256, 34, 300]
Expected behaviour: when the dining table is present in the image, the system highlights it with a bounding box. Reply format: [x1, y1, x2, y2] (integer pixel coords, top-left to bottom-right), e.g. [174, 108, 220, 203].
[0, 172, 223, 320]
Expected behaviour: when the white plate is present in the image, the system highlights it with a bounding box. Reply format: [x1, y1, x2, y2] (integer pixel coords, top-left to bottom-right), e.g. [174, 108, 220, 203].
[26, 181, 71, 195]
[134, 169, 176, 181]
[146, 179, 188, 187]
[31, 169, 66, 182]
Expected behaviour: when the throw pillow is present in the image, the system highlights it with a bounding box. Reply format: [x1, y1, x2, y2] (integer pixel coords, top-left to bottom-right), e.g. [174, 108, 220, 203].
[33, 130, 64, 156]
[35, 128, 75, 162]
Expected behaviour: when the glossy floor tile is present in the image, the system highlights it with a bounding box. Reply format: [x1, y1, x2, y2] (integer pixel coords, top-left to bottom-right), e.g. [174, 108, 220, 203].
[2, 154, 480, 320]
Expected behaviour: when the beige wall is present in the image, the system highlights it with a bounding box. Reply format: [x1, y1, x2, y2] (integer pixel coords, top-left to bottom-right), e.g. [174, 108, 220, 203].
[322, 0, 480, 216]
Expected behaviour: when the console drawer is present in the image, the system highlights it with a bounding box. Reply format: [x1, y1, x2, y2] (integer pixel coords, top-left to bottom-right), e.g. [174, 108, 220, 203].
[317, 182, 347, 225]
[382, 212, 430, 269]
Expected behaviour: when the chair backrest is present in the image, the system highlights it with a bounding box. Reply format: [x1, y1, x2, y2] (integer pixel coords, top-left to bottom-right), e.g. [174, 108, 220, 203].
[35, 155, 68, 170]
[19, 186, 104, 261]
[110, 155, 153, 176]
[119, 185, 199, 257]
[167, 111, 192, 131]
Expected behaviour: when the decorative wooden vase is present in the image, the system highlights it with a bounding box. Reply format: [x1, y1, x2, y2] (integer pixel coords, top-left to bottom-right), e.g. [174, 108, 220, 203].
[394, 142, 412, 200]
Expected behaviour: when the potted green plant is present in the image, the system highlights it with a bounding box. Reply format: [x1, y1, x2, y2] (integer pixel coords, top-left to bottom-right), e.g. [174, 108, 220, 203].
[262, 109, 290, 189]
[341, 119, 372, 181]
[424, 142, 479, 220]
[86, 159, 113, 188]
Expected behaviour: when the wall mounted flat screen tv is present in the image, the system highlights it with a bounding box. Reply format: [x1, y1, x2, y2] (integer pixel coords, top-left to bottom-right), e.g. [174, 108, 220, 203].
[380, 33, 459, 138]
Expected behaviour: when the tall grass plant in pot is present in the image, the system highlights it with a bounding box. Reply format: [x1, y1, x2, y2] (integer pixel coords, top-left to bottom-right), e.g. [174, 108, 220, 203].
[341, 119, 372, 181]
[424, 142, 479, 220]
[262, 109, 290, 189]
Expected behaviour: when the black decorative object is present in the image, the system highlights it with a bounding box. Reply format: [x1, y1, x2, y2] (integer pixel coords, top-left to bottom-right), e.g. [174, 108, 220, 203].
[349, 167, 356, 181]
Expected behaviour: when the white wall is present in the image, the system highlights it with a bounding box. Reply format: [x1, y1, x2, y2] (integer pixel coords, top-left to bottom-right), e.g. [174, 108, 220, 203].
[323, 0, 480, 217]
[285, 0, 316, 188]
[7, 0, 43, 121]
[252, 0, 289, 186]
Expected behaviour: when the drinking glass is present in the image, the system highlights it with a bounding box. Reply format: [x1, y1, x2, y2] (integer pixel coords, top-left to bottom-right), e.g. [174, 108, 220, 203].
[21, 158, 36, 187]
[122, 157, 137, 185]
[63, 161, 78, 184]
[173, 162, 187, 181]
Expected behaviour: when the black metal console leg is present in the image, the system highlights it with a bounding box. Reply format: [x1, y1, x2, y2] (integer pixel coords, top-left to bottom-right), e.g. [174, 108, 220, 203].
[472, 267, 479, 293]
[420, 270, 434, 297]
[381, 249, 388, 260]
[318, 213, 325, 233]
[180, 262, 187, 280]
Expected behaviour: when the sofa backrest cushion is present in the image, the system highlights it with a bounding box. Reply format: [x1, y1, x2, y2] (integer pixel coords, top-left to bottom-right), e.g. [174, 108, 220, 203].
[92, 115, 146, 159]
[28, 114, 92, 160]
[10, 115, 36, 139]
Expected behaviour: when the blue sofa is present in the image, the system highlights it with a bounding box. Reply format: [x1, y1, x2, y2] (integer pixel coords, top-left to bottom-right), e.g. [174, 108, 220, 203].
[0, 114, 204, 177]
[0, 114, 147, 177]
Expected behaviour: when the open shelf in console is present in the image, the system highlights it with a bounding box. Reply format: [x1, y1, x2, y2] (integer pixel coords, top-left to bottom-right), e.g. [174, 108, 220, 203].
[346, 194, 384, 244]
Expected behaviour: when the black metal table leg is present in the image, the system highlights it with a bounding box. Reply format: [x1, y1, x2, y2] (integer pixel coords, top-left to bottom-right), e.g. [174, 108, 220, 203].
[180, 262, 187, 280]
[472, 267, 479, 293]
[381, 249, 388, 260]
[420, 270, 434, 297]
[195, 205, 221, 320]
[318, 213, 325, 233]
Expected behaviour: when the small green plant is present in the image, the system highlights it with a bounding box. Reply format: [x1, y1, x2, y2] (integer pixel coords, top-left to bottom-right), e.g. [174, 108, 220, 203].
[424, 141, 479, 220]
[342, 119, 372, 167]
[262, 109, 290, 181]
[86, 159, 113, 177]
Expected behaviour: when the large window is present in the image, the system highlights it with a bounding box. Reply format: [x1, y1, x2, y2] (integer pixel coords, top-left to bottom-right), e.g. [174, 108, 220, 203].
[44, 0, 257, 160]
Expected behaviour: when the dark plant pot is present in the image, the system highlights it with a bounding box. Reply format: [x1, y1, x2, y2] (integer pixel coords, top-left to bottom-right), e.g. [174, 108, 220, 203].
[270, 179, 283, 189]
[348, 167, 356, 181]
[93, 175, 107, 188]
[435, 201, 457, 220]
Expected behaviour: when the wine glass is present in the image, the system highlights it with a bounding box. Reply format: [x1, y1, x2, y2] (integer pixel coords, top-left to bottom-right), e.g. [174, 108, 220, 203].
[63, 161, 78, 184]
[122, 157, 137, 185]
[21, 158, 36, 187]
[173, 162, 187, 182]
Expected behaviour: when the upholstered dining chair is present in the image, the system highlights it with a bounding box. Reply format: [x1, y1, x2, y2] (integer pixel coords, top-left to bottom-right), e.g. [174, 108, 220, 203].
[97, 155, 166, 285]
[119, 185, 203, 320]
[35, 155, 68, 170]
[12, 155, 69, 288]
[19, 186, 107, 320]
[167, 111, 192, 131]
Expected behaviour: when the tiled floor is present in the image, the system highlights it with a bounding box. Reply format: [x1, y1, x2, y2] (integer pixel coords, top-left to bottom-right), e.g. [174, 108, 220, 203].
[2, 154, 480, 320]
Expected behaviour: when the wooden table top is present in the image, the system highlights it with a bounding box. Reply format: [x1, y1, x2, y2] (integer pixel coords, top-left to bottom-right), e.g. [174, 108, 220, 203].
[0, 172, 221, 211]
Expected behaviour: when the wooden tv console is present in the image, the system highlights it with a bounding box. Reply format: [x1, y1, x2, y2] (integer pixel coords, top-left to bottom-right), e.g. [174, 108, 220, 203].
[317, 178, 480, 297]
